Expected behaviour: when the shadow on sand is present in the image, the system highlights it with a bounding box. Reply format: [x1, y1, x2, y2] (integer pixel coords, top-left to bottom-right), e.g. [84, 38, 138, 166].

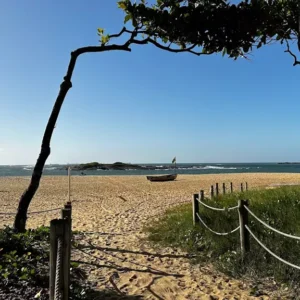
[80, 288, 143, 300]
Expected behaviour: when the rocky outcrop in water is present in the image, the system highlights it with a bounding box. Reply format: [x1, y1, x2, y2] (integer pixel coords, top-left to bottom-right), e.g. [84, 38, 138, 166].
[68, 162, 171, 171]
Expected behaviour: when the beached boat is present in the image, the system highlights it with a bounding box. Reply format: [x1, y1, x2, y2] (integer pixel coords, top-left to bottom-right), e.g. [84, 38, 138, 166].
[146, 174, 177, 182]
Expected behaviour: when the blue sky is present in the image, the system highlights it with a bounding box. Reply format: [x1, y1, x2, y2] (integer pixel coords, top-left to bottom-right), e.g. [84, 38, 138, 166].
[0, 0, 300, 165]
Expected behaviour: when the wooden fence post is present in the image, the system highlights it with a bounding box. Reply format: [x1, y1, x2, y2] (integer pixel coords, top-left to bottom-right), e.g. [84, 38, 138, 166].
[246, 182, 248, 191]
[241, 183, 244, 192]
[230, 182, 233, 193]
[222, 183, 226, 194]
[211, 185, 214, 198]
[68, 168, 71, 202]
[216, 183, 219, 197]
[192, 194, 199, 226]
[238, 199, 250, 259]
[200, 190, 204, 201]
[50, 219, 64, 300]
[61, 204, 72, 300]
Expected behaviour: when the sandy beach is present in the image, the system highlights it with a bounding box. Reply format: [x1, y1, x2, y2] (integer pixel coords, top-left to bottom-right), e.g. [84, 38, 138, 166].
[1, 173, 300, 299]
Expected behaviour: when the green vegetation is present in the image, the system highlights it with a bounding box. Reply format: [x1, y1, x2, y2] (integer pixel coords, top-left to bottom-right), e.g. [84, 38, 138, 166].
[0, 227, 103, 299]
[118, 0, 300, 65]
[145, 186, 300, 289]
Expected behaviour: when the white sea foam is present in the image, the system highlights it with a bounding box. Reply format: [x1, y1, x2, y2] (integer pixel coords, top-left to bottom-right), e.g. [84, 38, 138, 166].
[202, 165, 237, 170]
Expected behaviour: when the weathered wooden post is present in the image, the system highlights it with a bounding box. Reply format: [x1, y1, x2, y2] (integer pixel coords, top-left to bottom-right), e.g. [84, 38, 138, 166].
[68, 167, 71, 202]
[211, 185, 214, 198]
[241, 183, 244, 192]
[222, 183, 226, 194]
[61, 203, 72, 300]
[238, 199, 250, 259]
[216, 183, 219, 197]
[200, 190, 204, 201]
[50, 219, 65, 300]
[192, 194, 199, 226]
[246, 182, 248, 191]
[230, 182, 233, 193]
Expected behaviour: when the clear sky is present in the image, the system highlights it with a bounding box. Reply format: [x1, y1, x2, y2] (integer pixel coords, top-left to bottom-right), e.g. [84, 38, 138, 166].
[0, 0, 299, 165]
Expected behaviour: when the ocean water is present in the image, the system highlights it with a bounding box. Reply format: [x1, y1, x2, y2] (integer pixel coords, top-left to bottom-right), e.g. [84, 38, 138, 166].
[1, 163, 300, 177]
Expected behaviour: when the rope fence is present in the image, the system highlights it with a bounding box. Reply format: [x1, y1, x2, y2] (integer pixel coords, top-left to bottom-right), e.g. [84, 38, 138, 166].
[210, 181, 248, 198]
[196, 212, 240, 236]
[245, 225, 300, 270]
[0, 207, 62, 216]
[244, 205, 300, 241]
[0, 168, 73, 299]
[54, 236, 63, 300]
[192, 184, 300, 270]
[197, 198, 239, 212]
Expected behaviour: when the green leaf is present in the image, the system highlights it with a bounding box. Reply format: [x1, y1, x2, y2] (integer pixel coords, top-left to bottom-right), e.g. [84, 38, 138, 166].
[162, 36, 168, 43]
[101, 34, 110, 45]
[71, 261, 80, 268]
[117, 1, 127, 10]
[124, 14, 132, 24]
[20, 274, 29, 280]
[97, 28, 104, 36]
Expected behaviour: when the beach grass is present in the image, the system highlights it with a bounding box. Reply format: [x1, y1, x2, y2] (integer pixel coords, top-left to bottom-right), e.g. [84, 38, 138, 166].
[145, 186, 300, 288]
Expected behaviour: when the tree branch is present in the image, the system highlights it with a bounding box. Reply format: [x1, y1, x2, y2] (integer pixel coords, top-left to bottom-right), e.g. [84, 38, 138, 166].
[108, 27, 127, 39]
[284, 40, 300, 66]
[131, 37, 212, 56]
[64, 44, 131, 85]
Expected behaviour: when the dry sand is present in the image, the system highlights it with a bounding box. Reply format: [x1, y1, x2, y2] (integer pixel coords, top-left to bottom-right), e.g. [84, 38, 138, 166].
[1, 173, 300, 299]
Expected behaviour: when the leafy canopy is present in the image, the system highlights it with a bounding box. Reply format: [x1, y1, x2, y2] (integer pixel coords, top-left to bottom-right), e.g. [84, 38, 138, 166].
[98, 0, 300, 65]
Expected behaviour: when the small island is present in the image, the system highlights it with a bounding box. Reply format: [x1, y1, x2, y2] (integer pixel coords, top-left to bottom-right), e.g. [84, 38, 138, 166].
[67, 162, 172, 171]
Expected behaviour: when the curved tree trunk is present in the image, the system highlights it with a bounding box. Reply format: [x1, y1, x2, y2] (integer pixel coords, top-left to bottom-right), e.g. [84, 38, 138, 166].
[13, 78, 72, 232]
[13, 43, 131, 232]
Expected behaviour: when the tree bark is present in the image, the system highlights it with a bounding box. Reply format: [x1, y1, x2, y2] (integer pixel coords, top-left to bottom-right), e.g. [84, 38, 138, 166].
[14, 44, 131, 232]
[13, 78, 72, 232]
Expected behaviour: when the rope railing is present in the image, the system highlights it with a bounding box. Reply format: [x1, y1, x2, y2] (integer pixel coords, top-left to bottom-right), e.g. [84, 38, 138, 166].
[0, 212, 16, 216]
[193, 188, 300, 272]
[197, 198, 239, 212]
[0, 207, 62, 216]
[244, 206, 300, 241]
[192, 192, 240, 236]
[245, 225, 300, 270]
[54, 236, 63, 300]
[196, 213, 240, 236]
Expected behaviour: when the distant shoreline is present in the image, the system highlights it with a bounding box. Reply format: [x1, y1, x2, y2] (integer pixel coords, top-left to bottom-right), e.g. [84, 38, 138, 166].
[277, 162, 300, 165]
[3, 163, 300, 177]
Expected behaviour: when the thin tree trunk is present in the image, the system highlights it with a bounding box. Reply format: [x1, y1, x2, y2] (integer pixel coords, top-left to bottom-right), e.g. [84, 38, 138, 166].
[14, 43, 131, 232]
[13, 78, 72, 232]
